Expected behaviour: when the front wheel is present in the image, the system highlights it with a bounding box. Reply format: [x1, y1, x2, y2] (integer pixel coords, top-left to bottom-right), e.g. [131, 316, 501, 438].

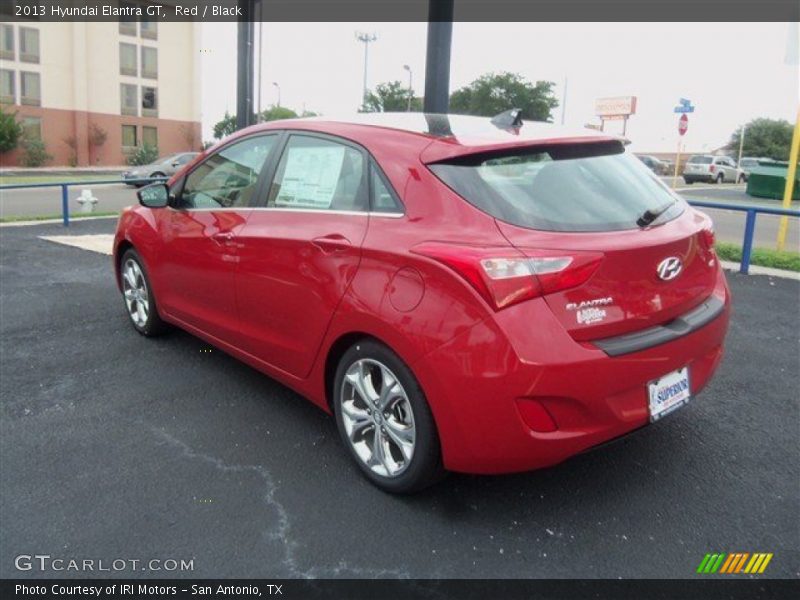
[120, 249, 168, 336]
[333, 340, 443, 493]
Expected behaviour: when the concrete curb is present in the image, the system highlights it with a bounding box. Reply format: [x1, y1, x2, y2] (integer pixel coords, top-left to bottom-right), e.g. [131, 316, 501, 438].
[720, 260, 800, 280]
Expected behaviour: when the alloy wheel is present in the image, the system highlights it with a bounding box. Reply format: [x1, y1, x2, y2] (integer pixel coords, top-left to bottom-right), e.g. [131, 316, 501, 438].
[122, 258, 150, 328]
[339, 358, 416, 478]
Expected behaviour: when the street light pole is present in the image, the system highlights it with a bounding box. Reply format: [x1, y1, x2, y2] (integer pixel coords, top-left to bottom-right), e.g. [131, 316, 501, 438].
[403, 64, 413, 111]
[737, 123, 746, 168]
[356, 32, 377, 110]
[272, 81, 280, 108]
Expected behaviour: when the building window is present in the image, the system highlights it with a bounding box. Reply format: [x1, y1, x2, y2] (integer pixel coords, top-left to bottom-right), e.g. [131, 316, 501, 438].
[0, 24, 14, 61]
[122, 125, 138, 148]
[140, 20, 157, 40]
[20, 71, 40, 106]
[121, 83, 137, 116]
[142, 126, 158, 148]
[19, 27, 39, 63]
[141, 46, 157, 79]
[141, 86, 157, 117]
[119, 43, 137, 77]
[119, 2, 137, 36]
[22, 116, 42, 141]
[0, 69, 14, 104]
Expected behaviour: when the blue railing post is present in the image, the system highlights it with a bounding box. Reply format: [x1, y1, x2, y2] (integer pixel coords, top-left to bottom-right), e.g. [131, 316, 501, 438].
[740, 209, 757, 275]
[61, 184, 69, 227]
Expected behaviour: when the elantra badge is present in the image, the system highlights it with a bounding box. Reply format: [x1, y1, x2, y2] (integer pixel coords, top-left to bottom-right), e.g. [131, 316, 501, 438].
[657, 257, 683, 281]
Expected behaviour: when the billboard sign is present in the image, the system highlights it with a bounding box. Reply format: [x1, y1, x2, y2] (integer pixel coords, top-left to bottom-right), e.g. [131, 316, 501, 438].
[595, 96, 638, 117]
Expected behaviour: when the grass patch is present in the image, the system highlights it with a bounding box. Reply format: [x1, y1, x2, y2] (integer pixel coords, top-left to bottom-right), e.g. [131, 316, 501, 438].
[0, 211, 120, 223]
[716, 241, 800, 272]
[0, 175, 123, 185]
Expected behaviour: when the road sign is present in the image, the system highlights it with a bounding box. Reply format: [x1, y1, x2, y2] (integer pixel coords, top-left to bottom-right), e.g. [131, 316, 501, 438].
[679, 114, 689, 136]
[674, 105, 695, 113]
[679, 98, 692, 106]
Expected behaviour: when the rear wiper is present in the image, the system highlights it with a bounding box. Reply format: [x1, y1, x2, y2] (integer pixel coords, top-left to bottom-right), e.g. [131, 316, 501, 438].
[637, 201, 675, 228]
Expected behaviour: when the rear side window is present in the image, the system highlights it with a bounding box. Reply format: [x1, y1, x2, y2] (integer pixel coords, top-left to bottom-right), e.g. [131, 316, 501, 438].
[370, 163, 403, 213]
[689, 156, 713, 164]
[268, 135, 367, 212]
[429, 142, 683, 232]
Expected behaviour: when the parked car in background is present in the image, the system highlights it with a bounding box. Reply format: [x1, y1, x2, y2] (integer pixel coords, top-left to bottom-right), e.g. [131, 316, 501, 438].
[737, 157, 767, 183]
[122, 152, 199, 186]
[114, 113, 730, 493]
[683, 155, 738, 184]
[637, 154, 669, 175]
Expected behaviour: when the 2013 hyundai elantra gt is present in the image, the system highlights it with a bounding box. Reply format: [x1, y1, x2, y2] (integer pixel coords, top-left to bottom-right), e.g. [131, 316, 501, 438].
[113, 113, 730, 493]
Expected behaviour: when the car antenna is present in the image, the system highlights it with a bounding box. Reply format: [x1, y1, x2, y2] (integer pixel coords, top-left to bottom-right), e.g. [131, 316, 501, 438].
[490, 109, 524, 131]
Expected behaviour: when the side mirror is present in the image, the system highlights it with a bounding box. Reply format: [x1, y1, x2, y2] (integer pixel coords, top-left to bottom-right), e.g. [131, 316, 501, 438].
[137, 183, 170, 208]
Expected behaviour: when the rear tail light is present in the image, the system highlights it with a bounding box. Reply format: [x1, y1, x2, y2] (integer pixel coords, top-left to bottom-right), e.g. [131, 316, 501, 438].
[701, 227, 715, 249]
[709, 164, 716, 173]
[412, 243, 603, 311]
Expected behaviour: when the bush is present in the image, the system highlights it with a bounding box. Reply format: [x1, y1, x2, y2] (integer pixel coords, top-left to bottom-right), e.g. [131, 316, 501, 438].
[0, 107, 23, 154]
[715, 241, 800, 272]
[127, 143, 159, 166]
[20, 138, 53, 167]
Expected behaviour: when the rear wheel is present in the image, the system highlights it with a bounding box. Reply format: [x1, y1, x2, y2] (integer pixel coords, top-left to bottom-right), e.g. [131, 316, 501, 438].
[333, 340, 443, 493]
[149, 171, 165, 179]
[120, 249, 167, 336]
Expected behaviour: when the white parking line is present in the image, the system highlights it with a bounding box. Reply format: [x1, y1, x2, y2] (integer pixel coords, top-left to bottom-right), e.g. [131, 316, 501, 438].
[39, 234, 114, 255]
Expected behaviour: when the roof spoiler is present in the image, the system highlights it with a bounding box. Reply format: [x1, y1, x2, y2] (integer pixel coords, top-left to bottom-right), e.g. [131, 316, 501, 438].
[491, 109, 523, 131]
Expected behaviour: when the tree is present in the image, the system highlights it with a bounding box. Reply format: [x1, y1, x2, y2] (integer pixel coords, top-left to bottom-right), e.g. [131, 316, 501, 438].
[260, 106, 298, 121]
[449, 72, 559, 121]
[362, 81, 422, 113]
[127, 143, 159, 166]
[0, 106, 23, 154]
[212, 107, 302, 140]
[213, 111, 237, 140]
[726, 118, 794, 161]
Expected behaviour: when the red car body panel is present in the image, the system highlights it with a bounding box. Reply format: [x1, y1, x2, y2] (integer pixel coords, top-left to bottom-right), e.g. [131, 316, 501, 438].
[114, 115, 731, 475]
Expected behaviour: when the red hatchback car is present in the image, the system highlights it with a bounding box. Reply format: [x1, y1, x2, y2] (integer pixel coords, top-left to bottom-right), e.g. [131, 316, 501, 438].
[114, 113, 730, 493]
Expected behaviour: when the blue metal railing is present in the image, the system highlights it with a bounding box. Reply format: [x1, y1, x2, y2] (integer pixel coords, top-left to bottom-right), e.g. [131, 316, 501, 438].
[0, 177, 167, 227]
[688, 201, 800, 275]
[0, 179, 797, 275]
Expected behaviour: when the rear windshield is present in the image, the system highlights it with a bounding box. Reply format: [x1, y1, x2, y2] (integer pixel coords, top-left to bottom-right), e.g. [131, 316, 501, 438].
[428, 142, 683, 232]
[688, 156, 713, 164]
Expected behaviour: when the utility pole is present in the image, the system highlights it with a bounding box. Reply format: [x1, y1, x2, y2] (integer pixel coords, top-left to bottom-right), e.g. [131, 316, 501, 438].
[737, 123, 746, 168]
[255, 6, 263, 123]
[423, 0, 454, 114]
[355, 32, 377, 110]
[561, 76, 568, 125]
[403, 64, 413, 111]
[235, 0, 256, 130]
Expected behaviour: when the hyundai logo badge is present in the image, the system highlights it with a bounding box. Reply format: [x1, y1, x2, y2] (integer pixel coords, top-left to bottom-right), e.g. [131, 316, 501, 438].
[657, 257, 683, 281]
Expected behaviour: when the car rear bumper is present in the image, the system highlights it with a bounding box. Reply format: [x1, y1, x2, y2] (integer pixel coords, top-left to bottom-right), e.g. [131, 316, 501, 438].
[412, 268, 731, 474]
[683, 174, 714, 183]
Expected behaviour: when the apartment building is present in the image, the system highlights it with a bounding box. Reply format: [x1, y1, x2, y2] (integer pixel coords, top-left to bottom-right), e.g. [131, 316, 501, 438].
[0, 17, 201, 167]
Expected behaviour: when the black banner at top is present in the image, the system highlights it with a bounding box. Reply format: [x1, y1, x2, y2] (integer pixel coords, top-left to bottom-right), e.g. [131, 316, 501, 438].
[0, 0, 798, 22]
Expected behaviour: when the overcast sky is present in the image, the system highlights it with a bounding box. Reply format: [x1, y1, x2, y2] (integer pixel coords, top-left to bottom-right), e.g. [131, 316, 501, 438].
[200, 22, 799, 153]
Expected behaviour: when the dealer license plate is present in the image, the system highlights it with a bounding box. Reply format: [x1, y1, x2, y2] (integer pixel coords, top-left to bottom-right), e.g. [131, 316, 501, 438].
[648, 367, 691, 422]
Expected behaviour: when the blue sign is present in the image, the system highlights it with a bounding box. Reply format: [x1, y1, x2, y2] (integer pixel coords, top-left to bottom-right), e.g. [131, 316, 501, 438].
[679, 98, 692, 107]
[674, 105, 695, 113]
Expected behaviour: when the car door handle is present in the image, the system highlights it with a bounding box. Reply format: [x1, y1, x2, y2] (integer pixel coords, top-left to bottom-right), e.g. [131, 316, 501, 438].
[212, 231, 235, 245]
[312, 234, 352, 254]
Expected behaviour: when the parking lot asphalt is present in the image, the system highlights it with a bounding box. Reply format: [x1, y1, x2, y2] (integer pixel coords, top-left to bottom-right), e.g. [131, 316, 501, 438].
[1, 219, 798, 579]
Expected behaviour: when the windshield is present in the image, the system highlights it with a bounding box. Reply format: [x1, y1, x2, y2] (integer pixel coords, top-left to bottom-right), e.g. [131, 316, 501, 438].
[152, 154, 177, 165]
[428, 142, 684, 232]
[688, 156, 713, 164]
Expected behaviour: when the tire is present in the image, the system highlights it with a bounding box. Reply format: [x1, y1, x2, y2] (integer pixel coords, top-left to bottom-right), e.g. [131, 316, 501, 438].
[715, 173, 724, 184]
[333, 339, 444, 493]
[149, 171, 165, 180]
[120, 249, 168, 337]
